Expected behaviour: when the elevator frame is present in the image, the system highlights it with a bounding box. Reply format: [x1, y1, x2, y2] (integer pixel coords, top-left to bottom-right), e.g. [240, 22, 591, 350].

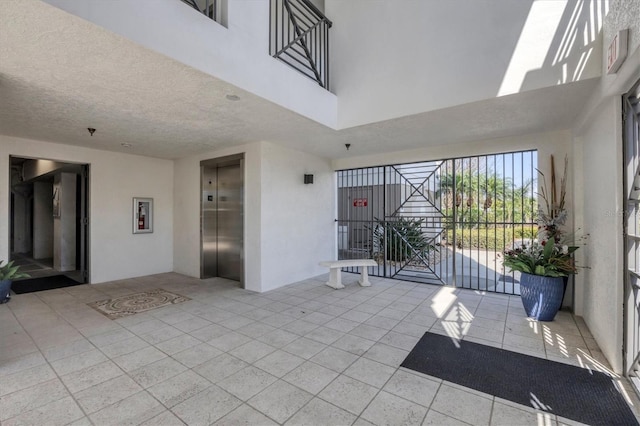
[200, 153, 245, 287]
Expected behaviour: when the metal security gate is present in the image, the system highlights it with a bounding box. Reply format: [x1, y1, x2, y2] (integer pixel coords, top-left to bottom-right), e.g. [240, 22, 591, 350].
[623, 80, 640, 391]
[337, 150, 538, 295]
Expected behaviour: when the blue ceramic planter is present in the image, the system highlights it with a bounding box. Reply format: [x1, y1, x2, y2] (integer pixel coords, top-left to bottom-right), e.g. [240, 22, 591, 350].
[0, 279, 11, 304]
[519, 273, 564, 321]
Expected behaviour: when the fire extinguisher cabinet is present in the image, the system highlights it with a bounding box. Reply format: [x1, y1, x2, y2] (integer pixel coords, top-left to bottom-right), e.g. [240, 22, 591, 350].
[133, 197, 153, 234]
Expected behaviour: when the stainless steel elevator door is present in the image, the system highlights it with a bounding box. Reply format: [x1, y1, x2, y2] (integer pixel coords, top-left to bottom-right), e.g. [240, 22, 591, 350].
[202, 166, 218, 278]
[216, 164, 242, 280]
[201, 163, 242, 281]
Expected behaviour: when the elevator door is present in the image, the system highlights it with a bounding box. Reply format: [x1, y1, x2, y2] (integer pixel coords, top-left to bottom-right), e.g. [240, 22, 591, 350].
[202, 161, 243, 282]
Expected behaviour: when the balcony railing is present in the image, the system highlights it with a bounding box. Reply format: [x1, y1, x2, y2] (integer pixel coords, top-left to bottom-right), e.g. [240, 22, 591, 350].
[270, 0, 332, 90]
[180, 0, 222, 24]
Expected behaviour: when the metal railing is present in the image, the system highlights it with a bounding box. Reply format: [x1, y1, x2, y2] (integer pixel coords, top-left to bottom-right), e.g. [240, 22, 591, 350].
[270, 0, 332, 89]
[180, 0, 221, 23]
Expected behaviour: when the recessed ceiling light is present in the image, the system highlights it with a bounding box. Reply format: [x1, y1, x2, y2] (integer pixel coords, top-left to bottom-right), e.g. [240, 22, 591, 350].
[121, 143, 132, 148]
[225, 94, 240, 101]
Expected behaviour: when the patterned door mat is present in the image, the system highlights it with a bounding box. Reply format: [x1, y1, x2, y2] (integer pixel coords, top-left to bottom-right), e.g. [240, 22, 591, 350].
[88, 289, 190, 319]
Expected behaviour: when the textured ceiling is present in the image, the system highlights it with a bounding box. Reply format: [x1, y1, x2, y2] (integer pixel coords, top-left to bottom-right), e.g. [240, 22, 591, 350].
[0, 0, 599, 161]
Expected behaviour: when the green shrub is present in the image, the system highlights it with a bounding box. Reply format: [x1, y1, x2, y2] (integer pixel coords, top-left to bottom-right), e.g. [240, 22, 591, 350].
[373, 218, 437, 262]
[444, 227, 537, 250]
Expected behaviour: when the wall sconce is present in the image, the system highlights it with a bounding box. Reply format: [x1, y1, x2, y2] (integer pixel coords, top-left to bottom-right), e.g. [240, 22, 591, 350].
[304, 174, 314, 184]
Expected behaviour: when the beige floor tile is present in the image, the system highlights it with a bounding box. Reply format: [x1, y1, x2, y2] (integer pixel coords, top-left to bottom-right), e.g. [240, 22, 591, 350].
[0, 378, 69, 421]
[140, 325, 184, 345]
[214, 404, 279, 425]
[112, 345, 168, 372]
[230, 340, 277, 363]
[283, 336, 328, 359]
[430, 384, 493, 425]
[310, 346, 359, 373]
[285, 397, 357, 426]
[3, 396, 84, 426]
[218, 366, 278, 401]
[332, 334, 376, 355]
[60, 360, 124, 393]
[350, 323, 390, 341]
[89, 390, 164, 425]
[173, 385, 243, 425]
[129, 355, 188, 388]
[422, 410, 470, 426]
[155, 333, 202, 355]
[343, 357, 395, 388]
[208, 331, 253, 352]
[50, 348, 108, 376]
[147, 369, 212, 408]
[318, 375, 379, 415]
[0, 363, 57, 396]
[172, 342, 223, 368]
[383, 369, 441, 407]
[194, 353, 249, 383]
[305, 326, 346, 345]
[283, 361, 340, 394]
[254, 349, 306, 377]
[139, 409, 187, 426]
[98, 335, 150, 358]
[74, 374, 142, 414]
[0, 351, 46, 378]
[41, 338, 96, 362]
[362, 391, 428, 426]
[490, 401, 550, 426]
[248, 380, 313, 424]
[363, 342, 409, 367]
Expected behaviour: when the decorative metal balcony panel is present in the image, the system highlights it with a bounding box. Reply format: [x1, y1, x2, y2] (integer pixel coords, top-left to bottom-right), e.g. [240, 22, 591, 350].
[270, 0, 332, 90]
[180, 0, 221, 23]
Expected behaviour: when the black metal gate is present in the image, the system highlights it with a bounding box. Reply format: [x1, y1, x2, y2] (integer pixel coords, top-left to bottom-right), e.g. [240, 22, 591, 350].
[337, 150, 538, 295]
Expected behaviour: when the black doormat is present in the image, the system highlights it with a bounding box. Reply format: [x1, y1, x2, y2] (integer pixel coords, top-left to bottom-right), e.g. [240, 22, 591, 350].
[401, 332, 638, 426]
[11, 275, 83, 294]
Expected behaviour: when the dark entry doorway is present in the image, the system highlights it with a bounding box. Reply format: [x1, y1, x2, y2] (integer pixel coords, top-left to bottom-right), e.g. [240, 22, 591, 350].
[9, 156, 89, 283]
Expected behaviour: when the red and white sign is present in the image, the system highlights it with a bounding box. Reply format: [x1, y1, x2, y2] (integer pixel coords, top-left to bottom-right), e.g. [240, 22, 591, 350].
[607, 29, 628, 75]
[353, 198, 368, 207]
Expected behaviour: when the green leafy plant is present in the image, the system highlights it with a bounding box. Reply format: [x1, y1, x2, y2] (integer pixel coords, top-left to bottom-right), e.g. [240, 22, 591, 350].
[373, 217, 437, 262]
[0, 260, 30, 281]
[502, 239, 579, 277]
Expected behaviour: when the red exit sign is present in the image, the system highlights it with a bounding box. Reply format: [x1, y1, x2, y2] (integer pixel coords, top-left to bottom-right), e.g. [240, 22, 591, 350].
[607, 29, 628, 75]
[353, 198, 368, 207]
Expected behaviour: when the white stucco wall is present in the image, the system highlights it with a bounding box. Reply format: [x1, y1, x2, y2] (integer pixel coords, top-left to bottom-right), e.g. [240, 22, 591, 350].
[259, 142, 335, 291]
[173, 141, 334, 293]
[0, 135, 174, 283]
[574, 98, 624, 373]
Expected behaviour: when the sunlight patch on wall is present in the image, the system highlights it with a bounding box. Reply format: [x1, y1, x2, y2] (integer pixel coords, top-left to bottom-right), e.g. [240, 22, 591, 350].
[498, 1, 567, 96]
[498, 0, 606, 97]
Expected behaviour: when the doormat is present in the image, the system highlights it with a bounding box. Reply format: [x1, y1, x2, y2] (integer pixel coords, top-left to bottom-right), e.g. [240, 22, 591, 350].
[88, 289, 190, 320]
[12, 275, 83, 294]
[401, 332, 638, 426]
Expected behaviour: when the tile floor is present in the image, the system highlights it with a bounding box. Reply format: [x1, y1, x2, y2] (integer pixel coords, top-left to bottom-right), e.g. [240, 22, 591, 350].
[1, 272, 639, 426]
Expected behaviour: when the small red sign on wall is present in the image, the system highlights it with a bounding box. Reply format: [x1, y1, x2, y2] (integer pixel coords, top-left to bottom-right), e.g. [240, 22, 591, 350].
[353, 198, 368, 207]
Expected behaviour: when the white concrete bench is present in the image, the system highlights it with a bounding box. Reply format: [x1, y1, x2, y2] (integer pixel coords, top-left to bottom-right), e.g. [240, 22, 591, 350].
[319, 259, 378, 289]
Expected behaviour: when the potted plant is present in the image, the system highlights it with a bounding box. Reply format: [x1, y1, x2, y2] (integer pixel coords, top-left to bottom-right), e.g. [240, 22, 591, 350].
[502, 156, 586, 321]
[503, 238, 580, 320]
[0, 260, 30, 304]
